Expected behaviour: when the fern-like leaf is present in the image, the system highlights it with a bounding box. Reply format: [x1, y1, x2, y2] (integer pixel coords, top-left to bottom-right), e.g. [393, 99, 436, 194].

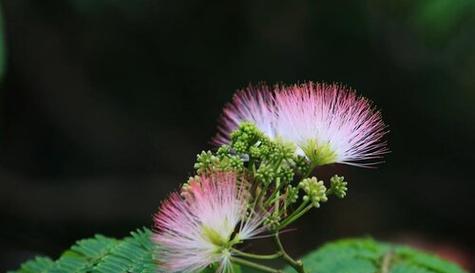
[10, 257, 55, 273]
[8, 228, 154, 273]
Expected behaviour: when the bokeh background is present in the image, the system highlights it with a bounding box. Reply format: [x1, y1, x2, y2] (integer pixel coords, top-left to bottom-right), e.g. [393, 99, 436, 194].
[1, 0, 474, 271]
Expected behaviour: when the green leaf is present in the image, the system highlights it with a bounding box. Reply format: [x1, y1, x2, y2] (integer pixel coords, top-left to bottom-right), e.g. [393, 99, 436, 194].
[9, 228, 156, 273]
[286, 238, 467, 273]
[10, 234, 466, 273]
[9, 228, 240, 273]
[8, 257, 55, 273]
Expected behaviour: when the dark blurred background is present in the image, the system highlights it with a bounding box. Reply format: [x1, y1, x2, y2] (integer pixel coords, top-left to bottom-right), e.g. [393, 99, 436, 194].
[1, 0, 474, 271]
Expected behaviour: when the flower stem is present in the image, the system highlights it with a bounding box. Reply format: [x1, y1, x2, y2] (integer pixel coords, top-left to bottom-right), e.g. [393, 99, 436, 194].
[302, 159, 321, 179]
[273, 232, 306, 273]
[274, 178, 281, 215]
[253, 184, 268, 211]
[232, 248, 283, 260]
[277, 201, 311, 230]
[230, 257, 282, 273]
[265, 179, 284, 207]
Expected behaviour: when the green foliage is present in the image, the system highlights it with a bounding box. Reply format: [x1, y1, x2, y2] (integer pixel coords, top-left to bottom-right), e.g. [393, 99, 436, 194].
[286, 238, 467, 273]
[8, 228, 242, 273]
[10, 257, 55, 273]
[11, 233, 466, 273]
[412, 0, 474, 38]
[9, 228, 155, 273]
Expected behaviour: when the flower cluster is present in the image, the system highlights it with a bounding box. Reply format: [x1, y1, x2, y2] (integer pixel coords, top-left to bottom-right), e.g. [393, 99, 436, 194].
[214, 82, 388, 167]
[153, 82, 388, 273]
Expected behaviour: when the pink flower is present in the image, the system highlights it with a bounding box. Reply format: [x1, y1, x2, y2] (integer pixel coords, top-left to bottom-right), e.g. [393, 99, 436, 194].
[153, 173, 265, 273]
[215, 84, 277, 146]
[214, 82, 388, 167]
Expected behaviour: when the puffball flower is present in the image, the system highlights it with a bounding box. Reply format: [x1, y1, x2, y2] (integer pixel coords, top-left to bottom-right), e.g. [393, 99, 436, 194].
[153, 173, 265, 273]
[215, 82, 388, 167]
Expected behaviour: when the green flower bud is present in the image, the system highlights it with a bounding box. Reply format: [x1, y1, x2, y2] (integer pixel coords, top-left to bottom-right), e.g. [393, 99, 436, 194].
[249, 145, 261, 158]
[255, 163, 275, 186]
[217, 154, 244, 172]
[249, 140, 273, 161]
[276, 165, 294, 184]
[181, 175, 200, 198]
[230, 122, 264, 154]
[329, 175, 348, 199]
[286, 185, 299, 204]
[294, 155, 311, 175]
[299, 177, 328, 207]
[264, 214, 281, 229]
[216, 145, 232, 156]
[227, 155, 244, 170]
[194, 150, 244, 174]
[194, 151, 219, 174]
[232, 140, 249, 154]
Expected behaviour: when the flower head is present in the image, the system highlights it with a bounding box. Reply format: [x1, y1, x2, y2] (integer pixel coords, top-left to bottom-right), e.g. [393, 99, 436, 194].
[153, 173, 265, 273]
[214, 82, 388, 167]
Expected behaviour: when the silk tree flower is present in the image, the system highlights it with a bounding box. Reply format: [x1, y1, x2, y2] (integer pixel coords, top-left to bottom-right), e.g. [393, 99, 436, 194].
[214, 84, 277, 146]
[214, 82, 388, 167]
[153, 173, 265, 273]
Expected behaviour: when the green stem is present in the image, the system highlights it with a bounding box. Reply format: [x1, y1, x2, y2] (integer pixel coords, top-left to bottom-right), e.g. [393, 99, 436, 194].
[230, 257, 282, 273]
[274, 178, 281, 216]
[276, 201, 310, 230]
[232, 248, 283, 260]
[265, 180, 284, 207]
[278, 204, 312, 230]
[248, 158, 256, 175]
[273, 232, 306, 273]
[253, 184, 268, 211]
[302, 162, 317, 179]
[286, 200, 308, 219]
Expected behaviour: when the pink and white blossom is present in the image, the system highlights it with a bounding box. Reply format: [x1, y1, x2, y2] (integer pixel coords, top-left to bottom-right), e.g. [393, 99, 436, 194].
[153, 173, 265, 273]
[215, 84, 277, 145]
[214, 82, 388, 167]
